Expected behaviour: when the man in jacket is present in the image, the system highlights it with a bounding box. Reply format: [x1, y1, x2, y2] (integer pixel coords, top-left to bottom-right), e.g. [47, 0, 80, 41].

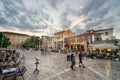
[78, 52, 85, 68]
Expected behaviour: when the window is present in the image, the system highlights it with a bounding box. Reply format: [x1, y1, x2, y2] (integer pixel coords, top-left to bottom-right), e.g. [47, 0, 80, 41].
[73, 38, 76, 42]
[70, 39, 72, 42]
[105, 32, 108, 35]
[100, 37, 102, 40]
[77, 38, 80, 42]
[82, 37, 84, 41]
[106, 38, 109, 40]
[88, 39, 91, 44]
[64, 39, 67, 43]
[94, 37, 98, 41]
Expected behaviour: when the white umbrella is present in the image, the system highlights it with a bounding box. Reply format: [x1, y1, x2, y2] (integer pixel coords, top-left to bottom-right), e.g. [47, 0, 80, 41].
[93, 43, 118, 49]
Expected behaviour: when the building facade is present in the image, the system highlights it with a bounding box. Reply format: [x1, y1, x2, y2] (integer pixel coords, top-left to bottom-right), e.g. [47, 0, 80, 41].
[94, 28, 113, 40]
[41, 36, 49, 49]
[65, 28, 113, 53]
[41, 36, 54, 49]
[65, 30, 101, 52]
[0, 32, 30, 48]
[54, 29, 75, 50]
[48, 37, 54, 49]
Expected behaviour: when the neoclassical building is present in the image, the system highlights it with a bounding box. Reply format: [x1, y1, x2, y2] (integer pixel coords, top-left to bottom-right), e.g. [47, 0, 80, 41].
[65, 30, 101, 52]
[0, 31, 30, 48]
[65, 28, 114, 52]
[41, 36, 54, 49]
[54, 29, 75, 50]
[94, 28, 113, 40]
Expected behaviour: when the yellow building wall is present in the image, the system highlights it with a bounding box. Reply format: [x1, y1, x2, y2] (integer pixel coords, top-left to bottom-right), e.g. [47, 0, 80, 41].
[3, 33, 30, 48]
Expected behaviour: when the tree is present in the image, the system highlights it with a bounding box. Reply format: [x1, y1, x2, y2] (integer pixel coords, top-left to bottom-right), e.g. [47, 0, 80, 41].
[114, 39, 118, 46]
[22, 38, 31, 48]
[22, 36, 40, 49]
[110, 36, 119, 46]
[39, 38, 43, 49]
[0, 33, 11, 48]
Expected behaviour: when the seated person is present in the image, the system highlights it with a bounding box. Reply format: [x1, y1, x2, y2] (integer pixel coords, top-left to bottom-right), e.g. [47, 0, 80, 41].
[0, 59, 3, 74]
[3, 58, 14, 66]
[12, 53, 17, 63]
[0, 59, 3, 65]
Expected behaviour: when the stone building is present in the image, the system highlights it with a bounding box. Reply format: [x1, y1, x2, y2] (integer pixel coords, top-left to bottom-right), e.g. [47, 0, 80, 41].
[65, 28, 114, 53]
[65, 30, 101, 52]
[41, 36, 54, 49]
[0, 31, 30, 48]
[54, 29, 75, 50]
[94, 28, 113, 40]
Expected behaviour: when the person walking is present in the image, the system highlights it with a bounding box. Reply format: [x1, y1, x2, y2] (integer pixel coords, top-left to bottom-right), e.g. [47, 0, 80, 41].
[78, 51, 85, 68]
[67, 51, 71, 61]
[59, 49, 61, 54]
[75, 50, 78, 56]
[70, 53, 76, 70]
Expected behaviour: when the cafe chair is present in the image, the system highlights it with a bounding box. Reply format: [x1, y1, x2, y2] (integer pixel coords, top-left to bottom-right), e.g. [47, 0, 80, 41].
[3, 72, 16, 80]
[2, 65, 11, 69]
[16, 66, 26, 80]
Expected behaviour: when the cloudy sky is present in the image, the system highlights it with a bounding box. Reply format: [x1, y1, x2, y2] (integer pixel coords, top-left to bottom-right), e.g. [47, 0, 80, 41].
[0, 0, 120, 38]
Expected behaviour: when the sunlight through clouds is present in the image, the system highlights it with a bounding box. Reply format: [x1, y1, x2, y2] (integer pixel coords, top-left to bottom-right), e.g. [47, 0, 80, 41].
[70, 16, 86, 29]
[0, 0, 120, 38]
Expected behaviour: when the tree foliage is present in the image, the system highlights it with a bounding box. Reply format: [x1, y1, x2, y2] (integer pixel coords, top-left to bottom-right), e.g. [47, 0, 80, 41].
[22, 36, 40, 48]
[114, 39, 118, 46]
[0, 33, 11, 48]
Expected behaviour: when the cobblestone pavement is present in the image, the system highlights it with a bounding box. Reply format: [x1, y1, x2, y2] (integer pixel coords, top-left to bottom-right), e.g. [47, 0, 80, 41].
[17, 50, 120, 80]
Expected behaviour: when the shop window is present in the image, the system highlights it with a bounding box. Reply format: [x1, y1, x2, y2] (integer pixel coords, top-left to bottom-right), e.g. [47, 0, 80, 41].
[100, 37, 102, 40]
[77, 39, 80, 42]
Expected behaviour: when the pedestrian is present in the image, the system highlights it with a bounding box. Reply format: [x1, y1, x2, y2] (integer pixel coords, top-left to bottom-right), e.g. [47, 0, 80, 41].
[75, 50, 78, 56]
[78, 51, 85, 68]
[70, 53, 76, 70]
[67, 51, 71, 61]
[59, 49, 61, 54]
[11, 53, 17, 63]
[0, 59, 3, 74]
[13, 49, 16, 54]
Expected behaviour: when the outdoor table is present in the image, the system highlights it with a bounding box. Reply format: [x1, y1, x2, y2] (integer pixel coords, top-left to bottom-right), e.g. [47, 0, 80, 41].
[2, 68, 17, 74]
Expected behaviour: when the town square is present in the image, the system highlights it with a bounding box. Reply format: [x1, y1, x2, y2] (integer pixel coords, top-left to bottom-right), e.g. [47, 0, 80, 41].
[0, 49, 120, 80]
[0, 0, 120, 80]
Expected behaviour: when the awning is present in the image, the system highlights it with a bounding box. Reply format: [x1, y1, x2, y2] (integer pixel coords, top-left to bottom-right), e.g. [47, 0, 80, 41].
[92, 43, 118, 49]
[70, 42, 84, 45]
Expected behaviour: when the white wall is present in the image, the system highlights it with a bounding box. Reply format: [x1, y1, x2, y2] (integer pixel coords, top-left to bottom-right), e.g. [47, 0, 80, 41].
[92, 35, 95, 42]
[99, 29, 113, 40]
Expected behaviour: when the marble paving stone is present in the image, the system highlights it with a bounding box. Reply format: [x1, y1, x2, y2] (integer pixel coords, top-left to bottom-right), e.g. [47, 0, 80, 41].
[15, 49, 120, 80]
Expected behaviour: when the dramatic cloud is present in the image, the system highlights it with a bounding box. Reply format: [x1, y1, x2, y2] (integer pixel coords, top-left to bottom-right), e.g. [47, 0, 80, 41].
[45, 0, 64, 9]
[60, 0, 120, 38]
[0, 0, 120, 38]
